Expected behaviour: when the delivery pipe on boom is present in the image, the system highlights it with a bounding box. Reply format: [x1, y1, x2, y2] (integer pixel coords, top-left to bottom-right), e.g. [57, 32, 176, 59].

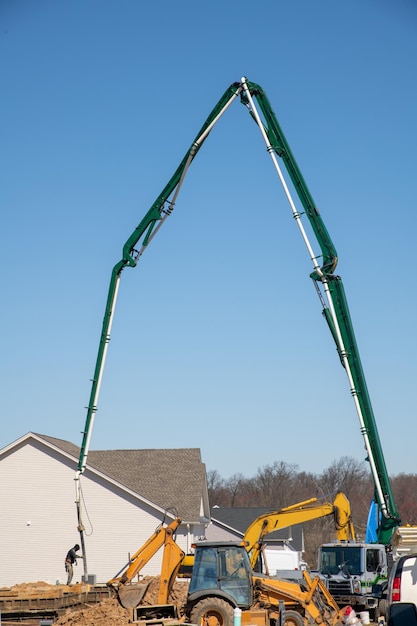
[75, 78, 400, 577]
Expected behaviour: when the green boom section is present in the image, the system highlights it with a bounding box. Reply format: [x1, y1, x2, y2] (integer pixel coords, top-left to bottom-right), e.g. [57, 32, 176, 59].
[242, 81, 338, 276]
[325, 278, 400, 543]
[242, 80, 400, 541]
[77, 82, 243, 473]
[77, 79, 400, 544]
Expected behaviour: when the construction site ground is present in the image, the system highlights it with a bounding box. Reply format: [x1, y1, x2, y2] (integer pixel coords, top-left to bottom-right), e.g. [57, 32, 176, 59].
[0, 577, 190, 625]
[0, 578, 380, 625]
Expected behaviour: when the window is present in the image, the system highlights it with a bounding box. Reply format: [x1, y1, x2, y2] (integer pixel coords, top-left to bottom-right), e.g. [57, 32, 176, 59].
[366, 549, 380, 573]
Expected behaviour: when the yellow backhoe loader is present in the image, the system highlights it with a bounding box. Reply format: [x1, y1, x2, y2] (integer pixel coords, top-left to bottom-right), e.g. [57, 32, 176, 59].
[110, 528, 345, 626]
[108, 496, 352, 625]
[186, 539, 347, 626]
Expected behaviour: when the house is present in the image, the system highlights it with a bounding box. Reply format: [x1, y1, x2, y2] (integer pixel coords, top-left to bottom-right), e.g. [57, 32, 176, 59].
[0, 432, 210, 587]
[206, 506, 305, 574]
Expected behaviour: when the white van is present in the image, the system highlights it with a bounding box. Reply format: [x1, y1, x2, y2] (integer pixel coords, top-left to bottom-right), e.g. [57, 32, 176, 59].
[387, 553, 417, 625]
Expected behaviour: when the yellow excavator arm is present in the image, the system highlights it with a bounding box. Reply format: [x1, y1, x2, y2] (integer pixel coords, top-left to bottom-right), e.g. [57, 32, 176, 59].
[108, 517, 185, 609]
[245, 492, 355, 570]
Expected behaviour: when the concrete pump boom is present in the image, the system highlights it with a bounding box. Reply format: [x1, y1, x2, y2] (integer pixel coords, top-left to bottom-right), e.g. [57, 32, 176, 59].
[75, 77, 400, 578]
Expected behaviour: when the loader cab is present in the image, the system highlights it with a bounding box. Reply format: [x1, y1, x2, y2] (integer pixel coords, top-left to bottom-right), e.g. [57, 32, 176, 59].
[189, 541, 253, 607]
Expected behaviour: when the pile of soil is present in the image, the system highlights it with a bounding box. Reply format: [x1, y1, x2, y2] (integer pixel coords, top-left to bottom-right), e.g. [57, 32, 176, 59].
[55, 597, 130, 625]
[2, 581, 59, 594]
[1, 577, 190, 626]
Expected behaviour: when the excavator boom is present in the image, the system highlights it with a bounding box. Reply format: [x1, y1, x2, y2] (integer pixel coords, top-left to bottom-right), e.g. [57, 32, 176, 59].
[244, 492, 355, 569]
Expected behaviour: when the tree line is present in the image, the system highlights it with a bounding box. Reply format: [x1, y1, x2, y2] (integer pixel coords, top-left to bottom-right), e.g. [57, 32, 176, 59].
[207, 456, 417, 566]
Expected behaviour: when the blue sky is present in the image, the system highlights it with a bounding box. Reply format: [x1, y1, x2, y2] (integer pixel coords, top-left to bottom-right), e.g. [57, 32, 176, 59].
[2, 0, 417, 481]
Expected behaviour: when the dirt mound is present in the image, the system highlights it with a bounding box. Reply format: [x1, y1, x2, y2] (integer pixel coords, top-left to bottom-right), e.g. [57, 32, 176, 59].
[54, 597, 130, 625]
[54, 577, 190, 626]
[140, 576, 189, 610]
[1, 581, 55, 593]
[0, 577, 189, 626]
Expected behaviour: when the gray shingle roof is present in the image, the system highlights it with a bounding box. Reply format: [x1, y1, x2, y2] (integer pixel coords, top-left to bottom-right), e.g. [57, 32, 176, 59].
[36, 433, 81, 458]
[34, 434, 206, 522]
[88, 448, 206, 522]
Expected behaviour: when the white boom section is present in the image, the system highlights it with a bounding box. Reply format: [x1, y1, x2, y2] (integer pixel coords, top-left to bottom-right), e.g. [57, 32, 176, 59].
[76, 274, 121, 478]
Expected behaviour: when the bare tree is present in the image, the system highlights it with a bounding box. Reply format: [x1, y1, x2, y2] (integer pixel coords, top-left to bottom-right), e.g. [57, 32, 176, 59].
[253, 461, 299, 508]
[207, 469, 228, 506]
[316, 456, 372, 537]
[206, 456, 415, 567]
[318, 456, 368, 496]
[225, 473, 245, 507]
[293, 471, 320, 501]
[392, 473, 417, 524]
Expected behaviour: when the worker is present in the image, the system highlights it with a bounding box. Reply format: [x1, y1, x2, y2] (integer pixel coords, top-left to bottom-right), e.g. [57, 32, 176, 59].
[65, 544, 83, 585]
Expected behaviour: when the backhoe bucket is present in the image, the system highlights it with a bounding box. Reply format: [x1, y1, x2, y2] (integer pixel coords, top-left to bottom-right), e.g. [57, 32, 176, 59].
[118, 581, 150, 608]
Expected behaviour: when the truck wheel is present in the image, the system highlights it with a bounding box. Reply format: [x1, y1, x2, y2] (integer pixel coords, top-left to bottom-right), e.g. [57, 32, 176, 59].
[282, 610, 304, 626]
[190, 597, 234, 626]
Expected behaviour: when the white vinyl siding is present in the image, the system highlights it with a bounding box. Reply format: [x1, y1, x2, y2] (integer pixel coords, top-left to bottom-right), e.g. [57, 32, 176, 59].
[0, 438, 194, 587]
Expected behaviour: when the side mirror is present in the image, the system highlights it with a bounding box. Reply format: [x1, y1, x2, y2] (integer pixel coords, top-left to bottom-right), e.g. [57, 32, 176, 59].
[388, 603, 417, 626]
[372, 583, 383, 598]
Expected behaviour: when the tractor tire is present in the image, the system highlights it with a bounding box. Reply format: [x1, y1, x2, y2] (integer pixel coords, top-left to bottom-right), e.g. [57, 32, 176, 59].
[281, 610, 304, 626]
[189, 597, 234, 626]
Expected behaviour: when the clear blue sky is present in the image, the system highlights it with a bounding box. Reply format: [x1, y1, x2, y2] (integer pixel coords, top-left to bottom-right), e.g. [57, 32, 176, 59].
[2, 0, 416, 480]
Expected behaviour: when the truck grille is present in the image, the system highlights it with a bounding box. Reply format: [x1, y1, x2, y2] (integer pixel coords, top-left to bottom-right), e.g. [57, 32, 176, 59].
[328, 580, 353, 595]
